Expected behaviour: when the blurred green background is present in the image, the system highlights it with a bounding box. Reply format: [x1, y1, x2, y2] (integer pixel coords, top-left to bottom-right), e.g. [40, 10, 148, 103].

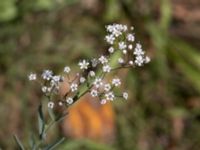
[1, 0, 200, 149]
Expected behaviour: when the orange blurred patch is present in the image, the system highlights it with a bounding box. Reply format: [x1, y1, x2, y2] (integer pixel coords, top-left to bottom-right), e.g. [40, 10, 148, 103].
[61, 94, 115, 143]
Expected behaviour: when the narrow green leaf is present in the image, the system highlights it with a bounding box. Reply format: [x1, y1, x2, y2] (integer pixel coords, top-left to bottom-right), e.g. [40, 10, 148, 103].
[13, 135, 25, 150]
[38, 104, 45, 140]
[48, 107, 55, 121]
[29, 134, 36, 150]
[160, 0, 172, 30]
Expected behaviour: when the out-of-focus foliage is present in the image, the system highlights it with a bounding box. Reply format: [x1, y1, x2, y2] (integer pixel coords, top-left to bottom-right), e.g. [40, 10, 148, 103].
[1, 0, 200, 149]
[58, 139, 114, 150]
[0, 0, 17, 22]
[0, 0, 78, 22]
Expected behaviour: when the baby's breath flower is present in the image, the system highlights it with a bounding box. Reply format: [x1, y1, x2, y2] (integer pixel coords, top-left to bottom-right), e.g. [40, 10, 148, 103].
[129, 60, 134, 65]
[42, 70, 53, 80]
[28, 73, 37, 81]
[112, 78, 121, 87]
[123, 92, 128, 100]
[108, 47, 114, 53]
[105, 92, 115, 101]
[128, 44, 133, 50]
[99, 55, 108, 64]
[91, 58, 98, 67]
[135, 56, 144, 66]
[118, 58, 124, 64]
[106, 24, 127, 37]
[70, 83, 78, 92]
[41, 86, 48, 93]
[127, 33, 135, 42]
[93, 78, 103, 88]
[52, 75, 61, 82]
[50, 76, 62, 93]
[104, 83, 111, 92]
[89, 71, 95, 77]
[80, 77, 86, 83]
[90, 89, 98, 97]
[134, 43, 144, 56]
[58, 101, 63, 106]
[78, 60, 89, 70]
[66, 97, 73, 105]
[105, 34, 115, 44]
[100, 99, 107, 105]
[64, 66, 71, 73]
[48, 101, 54, 109]
[122, 50, 127, 54]
[130, 26, 134, 30]
[103, 65, 111, 73]
[29, 23, 151, 110]
[118, 42, 127, 50]
[145, 56, 151, 63]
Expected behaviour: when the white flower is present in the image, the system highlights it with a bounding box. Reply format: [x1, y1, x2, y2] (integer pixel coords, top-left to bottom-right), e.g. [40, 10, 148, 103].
[118, 58, 124, 64]
[64, 66, 71, 73]
[118, 42, 127, 50]
[28, 73, 37, 81]
[93, 78, 103, 88]
[105, 34, 115, 44]
[58, 101, 63, 106]
[91, 59, 98, 67]
[90, 89, 98, 97]
[103, 65, 111, 73]
[123, 92, 128, 100]
[104, 83, 111, 92]
[128, 44, 133, 50]
[127, 33, 135, 42]
[135, 56, 144, 66]
[134, 48, 144, 56]
[41, 86, 48, 93]
[80, 77, 86, 83]
[106, 24, 127, 37]
[129, 60, 134, 65]
[145, 56, 151, 63]
[100, 99, 107, 105]
[123, 50, 127, 54]
[130, 26, 134, 30]
[136, 43, 142, 49]
[66, 97, 73, 104]
[105, 92, 115, 101]
[112, 78, 121, 87]
[89, 71, 95, 77]
[134, 43, 144, 56]
[78, 60, 89, 70]
[99, 55, 108, 64]
[48, 102, 54, 109]
[52, 75, 61, 82]
[108, 47, 114, 53]
[50, 76, 62, 91]
[47, 87, 52, 92]
[42, 70, 53, 80]
[70, 83, 78, 92]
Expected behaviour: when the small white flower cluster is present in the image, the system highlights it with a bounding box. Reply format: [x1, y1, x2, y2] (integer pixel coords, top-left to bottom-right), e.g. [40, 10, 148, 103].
[89, 77, 128, 104]
[29, 70, 64, 95]
[28, 68, 76, 109]
[28, 24, 150, 108]
[105, 23, 150, 67]
[134, 43, 150, 66]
